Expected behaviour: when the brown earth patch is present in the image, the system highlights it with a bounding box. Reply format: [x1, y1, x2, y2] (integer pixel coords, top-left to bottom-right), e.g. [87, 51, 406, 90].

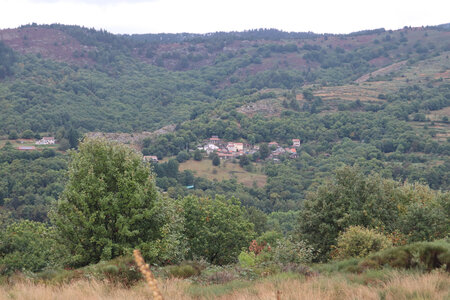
[86, 124, 176, 150]
[0, 27, 95, 65]
[355, 61, 407, 83]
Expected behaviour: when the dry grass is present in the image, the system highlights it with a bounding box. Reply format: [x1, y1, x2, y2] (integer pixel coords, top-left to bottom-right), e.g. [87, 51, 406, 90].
[426, 107, 450, 121]
[133, 249, 164, 300]
[315, 82, 393, 102]
[409, 119, 450, 142]
[0, 279, 191, 300]
[237, 98, 286, 118]
[179, 159, 267, 188]
[1, 271, 448, 300]
[220, 272, 450, 300]
[355, 61, 407, 83]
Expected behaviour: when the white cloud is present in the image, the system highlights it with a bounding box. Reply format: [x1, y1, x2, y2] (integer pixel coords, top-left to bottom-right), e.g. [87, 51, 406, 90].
[0, 0, 448, 34]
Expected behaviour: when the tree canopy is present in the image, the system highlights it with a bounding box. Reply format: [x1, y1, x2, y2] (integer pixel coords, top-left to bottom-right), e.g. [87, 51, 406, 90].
[183, 195, 255, 264]
[51, 139, 163, 266]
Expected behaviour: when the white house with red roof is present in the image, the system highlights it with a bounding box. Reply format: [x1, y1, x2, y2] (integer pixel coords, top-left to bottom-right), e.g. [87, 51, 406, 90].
[234, 143, 244, 151]
[286, 148, 298, 158]
[227, 142, 237, 152]
[209, 136, 222, 145]
[292, 139, 301, 147]
[268, 141, 279, 148]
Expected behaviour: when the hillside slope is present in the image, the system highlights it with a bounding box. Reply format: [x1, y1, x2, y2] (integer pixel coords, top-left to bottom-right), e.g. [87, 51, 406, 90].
[0, 24, 449, 136]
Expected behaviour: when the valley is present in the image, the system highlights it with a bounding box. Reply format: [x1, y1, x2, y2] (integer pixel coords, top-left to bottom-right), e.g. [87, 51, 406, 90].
[0, 23, 449, 300]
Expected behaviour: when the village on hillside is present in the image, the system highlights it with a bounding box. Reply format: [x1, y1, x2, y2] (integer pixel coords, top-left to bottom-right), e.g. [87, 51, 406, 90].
[201, 136, 301, 161]
[143, 136, 301, 164]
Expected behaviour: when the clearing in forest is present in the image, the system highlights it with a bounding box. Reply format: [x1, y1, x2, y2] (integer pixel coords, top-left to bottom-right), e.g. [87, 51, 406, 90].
[178, 159, 267, 188]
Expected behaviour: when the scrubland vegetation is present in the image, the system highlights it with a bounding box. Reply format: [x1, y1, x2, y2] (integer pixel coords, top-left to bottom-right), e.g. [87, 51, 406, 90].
[1, 269, 448, 299]
[1, 138, 448, 299]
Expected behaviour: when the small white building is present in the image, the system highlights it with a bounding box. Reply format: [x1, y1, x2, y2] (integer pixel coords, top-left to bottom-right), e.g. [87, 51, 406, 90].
[204, 143, 219, 155]
[292, 139, 301, 147]
[227, 142, 237, 152]
[143, 155, 159, 163]
[36, 137, 56, 145]
[234, 143, 244, 152]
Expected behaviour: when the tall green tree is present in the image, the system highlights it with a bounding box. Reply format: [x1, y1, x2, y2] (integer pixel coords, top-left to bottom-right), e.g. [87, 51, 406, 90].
[259, 143, 270, 160]
[297, 166, 400, 261]
[183, 195, 255, 264]
[239, 155, 250, 167]
[212, 154, 220, 166]
[67, 127, 80, 149]
[51, 138, 163, 267]
[193, 149, 203, 161]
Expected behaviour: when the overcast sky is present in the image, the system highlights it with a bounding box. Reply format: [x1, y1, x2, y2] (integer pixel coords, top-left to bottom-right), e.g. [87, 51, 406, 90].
[0, 0, 449, 34]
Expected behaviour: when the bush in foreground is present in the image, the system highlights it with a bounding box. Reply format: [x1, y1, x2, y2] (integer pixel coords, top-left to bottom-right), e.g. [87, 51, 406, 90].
[333, 226, 392, 259]
[359, 240, 450, 272]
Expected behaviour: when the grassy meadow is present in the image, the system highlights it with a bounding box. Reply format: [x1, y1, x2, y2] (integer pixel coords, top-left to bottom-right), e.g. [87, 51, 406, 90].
[1, 270, 448, 300]
[178, 159, 267, 188]
[0, 139, 58, 150]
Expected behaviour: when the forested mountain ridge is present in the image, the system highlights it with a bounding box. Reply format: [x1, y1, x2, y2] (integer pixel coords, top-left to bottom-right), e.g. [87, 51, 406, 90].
[0, 24, 449, 135]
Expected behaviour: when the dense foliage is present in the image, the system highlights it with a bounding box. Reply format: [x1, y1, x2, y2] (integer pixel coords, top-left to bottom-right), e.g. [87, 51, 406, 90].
[297, 166, 449, 261]
[183, 195, 255, 265]
[0, 41, 16, 79]
[333, 226, 392, 259]
[1, 24, 448, 136]
[0, 145, 66, 222]
[51, 139, 164, 267]
[0, 220, 62, 275]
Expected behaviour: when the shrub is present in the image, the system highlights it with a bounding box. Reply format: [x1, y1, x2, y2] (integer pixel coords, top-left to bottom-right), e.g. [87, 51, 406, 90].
[272, 238, 314, 264]
[257, 231, 283, 247]
[0, 220, 64, 275]
[314, 258, 361, 273]
[281, 263, 316, 276]
[249, 240, 268, 255]
[33, 256, 142, 286]
[212, 155, 220, 166]
[167, 264, 199, 278]
[333, 226, 392, 259]
[238, 251, 256, 268]
[176, 150, 190, 163]
[359, 240, 450, 272]
[98, 258, 141, 286]
[207, 270, 235, 284]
